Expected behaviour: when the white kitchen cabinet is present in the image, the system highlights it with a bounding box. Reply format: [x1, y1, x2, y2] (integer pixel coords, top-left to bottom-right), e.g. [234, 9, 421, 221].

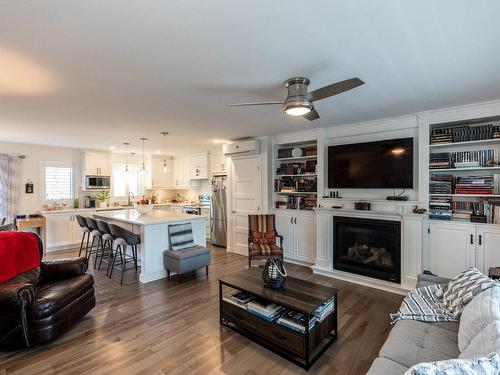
[171, 206, 184, 214]
[475, 225, 500, 274]
[275, 210, 316, 263]
[173, 157, 200, 188]
[210, 151, 228, 175]
[150, 158, 174, 188]
[190, 153, 208, 179]
[45, 211, 96, 251]
[429, 222, 475, 278]
[200, 207, 211, 240]
[46, 213, 74, 249]
[83, 151, 112, 176]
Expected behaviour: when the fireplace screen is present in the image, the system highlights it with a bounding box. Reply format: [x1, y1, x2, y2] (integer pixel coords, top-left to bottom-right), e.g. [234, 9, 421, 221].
[333, 216, 401, 283]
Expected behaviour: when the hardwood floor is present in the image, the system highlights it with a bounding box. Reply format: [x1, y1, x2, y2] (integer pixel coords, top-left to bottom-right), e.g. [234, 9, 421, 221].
[0, 247, 403, 375]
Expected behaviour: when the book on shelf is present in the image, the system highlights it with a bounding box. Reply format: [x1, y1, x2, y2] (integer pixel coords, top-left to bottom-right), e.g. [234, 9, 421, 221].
[247, 298, 284, 321]
[430, 150, 496, 169]
[430, 124, 500, 145]
[313, 297, 335, 322]
[276, 309, 316, 333]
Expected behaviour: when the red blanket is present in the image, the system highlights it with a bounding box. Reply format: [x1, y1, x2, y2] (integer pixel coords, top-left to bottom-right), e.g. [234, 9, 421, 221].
[0, 231, 41, 283]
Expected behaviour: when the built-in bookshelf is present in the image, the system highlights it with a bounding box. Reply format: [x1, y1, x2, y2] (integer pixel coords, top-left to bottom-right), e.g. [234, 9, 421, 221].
[428, 116, 500, 223]
[274, 141, 318, 210]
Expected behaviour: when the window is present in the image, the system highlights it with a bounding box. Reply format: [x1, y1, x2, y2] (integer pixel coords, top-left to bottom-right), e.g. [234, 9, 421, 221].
[112, 163, 140, 198]
[44, 163, 73, 201]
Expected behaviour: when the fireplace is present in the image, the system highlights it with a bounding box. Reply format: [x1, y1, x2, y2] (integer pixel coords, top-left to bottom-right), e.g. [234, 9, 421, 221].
[333, 216, 401, 283]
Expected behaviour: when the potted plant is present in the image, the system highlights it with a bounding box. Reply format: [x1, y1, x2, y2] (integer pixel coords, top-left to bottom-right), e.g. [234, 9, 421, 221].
[96, 190, 110, 208]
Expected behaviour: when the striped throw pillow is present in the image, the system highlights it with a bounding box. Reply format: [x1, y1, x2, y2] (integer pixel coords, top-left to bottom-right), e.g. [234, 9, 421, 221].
[168, 223, 195, 250]
[442, 267, 498, 318]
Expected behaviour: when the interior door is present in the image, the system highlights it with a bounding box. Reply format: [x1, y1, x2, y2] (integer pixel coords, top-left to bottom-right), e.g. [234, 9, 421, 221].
[231, 156, 261, 256]
[429, 222, 475, 278]
[475, 226, 500, 274]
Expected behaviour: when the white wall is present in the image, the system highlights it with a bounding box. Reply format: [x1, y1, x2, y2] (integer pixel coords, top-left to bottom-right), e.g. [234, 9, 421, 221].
[0, 142, 82, 213]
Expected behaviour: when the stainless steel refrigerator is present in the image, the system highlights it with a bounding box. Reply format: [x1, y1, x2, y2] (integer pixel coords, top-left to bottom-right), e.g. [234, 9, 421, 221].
[210, 176, 227, 247]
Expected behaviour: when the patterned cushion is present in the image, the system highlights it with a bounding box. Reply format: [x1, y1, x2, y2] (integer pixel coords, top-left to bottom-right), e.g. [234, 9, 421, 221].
[248, 215, 275, 233]
[168, 223, 195, 250]
[442, 267, 498, 318]
[404, 353, 500, 375]
[249, 243, 282, 256]
[251, 230, 276, 245]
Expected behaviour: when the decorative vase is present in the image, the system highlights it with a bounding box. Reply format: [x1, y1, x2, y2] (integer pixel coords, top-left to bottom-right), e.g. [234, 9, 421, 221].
[98, 201, 107, 208]
[262, 258, 287, 289]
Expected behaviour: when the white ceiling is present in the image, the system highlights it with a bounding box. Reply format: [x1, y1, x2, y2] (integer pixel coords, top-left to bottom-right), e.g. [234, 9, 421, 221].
[1, 1, 500, 155]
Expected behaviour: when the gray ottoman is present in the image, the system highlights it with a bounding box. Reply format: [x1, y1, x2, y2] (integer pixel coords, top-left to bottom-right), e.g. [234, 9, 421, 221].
[164, 245, 211, 282]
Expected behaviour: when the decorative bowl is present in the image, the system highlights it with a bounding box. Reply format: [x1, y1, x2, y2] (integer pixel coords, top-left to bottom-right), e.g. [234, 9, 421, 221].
[133, 204, 153, 215]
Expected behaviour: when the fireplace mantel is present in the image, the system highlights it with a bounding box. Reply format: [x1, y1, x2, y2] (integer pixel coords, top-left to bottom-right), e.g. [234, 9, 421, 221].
[312, 207, 424, 294]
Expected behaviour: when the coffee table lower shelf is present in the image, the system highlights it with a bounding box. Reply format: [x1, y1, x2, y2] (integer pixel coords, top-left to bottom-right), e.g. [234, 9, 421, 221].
[219, 281, 338, 370]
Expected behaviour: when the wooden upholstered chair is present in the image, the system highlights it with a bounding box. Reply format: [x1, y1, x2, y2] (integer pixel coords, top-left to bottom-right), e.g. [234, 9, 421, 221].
[247, 214, 283, 268]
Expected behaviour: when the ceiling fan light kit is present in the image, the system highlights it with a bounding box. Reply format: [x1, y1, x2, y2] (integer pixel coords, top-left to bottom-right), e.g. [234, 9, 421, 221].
[228, 76, 364, 121]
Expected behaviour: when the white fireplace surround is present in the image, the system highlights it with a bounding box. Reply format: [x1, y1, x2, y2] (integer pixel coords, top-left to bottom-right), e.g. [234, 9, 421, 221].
[312, 207, 424, 295]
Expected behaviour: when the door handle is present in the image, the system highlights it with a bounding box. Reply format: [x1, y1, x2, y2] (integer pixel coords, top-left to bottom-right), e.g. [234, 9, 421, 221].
[294, 217, 297, 224]
[290, 217, 293, 224]
[470, 234, 474, 245]
[479, 235, 482, 245]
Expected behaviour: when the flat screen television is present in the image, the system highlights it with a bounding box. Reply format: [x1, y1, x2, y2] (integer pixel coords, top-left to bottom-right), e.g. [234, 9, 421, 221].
[328, 137, 414, 189]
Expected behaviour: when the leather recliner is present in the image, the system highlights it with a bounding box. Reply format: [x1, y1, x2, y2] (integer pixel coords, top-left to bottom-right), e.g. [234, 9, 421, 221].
[0, 234, 96, 348]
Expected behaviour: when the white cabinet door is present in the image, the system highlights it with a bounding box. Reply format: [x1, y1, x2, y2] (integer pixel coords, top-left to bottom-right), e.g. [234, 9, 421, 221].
[210, 152, 228, 174]
[276, 212, 294, 258]
[190, 153, 208, 179]
[83, 152, 99, 175]
[429, 222, 475, 278]
[151, 159, 173, 188]
[98, 152, 111, 176]
[295, 213, 316, 263]
[46, 213, 74, 249]
[476, 226, 500, 274]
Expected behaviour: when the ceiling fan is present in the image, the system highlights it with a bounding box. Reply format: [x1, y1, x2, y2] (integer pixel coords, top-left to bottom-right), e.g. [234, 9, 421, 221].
[228, 77, 364, 121]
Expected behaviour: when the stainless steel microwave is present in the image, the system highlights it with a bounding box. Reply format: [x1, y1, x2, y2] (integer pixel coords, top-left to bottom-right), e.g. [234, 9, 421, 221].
[85, 175, 110, 190]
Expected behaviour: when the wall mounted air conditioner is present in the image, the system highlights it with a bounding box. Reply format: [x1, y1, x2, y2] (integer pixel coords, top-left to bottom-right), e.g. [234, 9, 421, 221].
[222, 139, 260, 156]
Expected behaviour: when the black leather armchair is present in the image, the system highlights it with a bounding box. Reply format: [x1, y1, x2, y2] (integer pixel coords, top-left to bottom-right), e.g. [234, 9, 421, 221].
[0, 235, 96, 348]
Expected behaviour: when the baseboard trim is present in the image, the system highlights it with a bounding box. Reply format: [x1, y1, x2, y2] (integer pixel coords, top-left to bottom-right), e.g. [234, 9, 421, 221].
[311, 266, 409, 295]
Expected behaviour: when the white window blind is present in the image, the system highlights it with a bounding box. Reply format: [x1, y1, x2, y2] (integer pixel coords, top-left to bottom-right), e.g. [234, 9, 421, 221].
[44, 164, 73, 201]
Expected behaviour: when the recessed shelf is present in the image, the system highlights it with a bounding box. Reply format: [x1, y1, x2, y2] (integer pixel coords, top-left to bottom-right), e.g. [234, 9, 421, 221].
[276, 156, 317, 161]
[429, 138, 500, 148]
[274, 174, 318, 178]
[319, 197, 421, 204]
[429, 166, 500, 172]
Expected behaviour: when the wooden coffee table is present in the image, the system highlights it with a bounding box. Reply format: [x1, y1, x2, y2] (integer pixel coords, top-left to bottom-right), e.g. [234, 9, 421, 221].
[219, 268, 338, 370]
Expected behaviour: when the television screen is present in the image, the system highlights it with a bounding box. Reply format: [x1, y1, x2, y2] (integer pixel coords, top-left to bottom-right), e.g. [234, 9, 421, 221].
[328, 137, 414, 189]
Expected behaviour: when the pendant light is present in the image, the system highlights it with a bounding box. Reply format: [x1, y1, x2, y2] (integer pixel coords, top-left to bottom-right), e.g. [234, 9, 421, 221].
[123, 142, 131, 173]
[161, 131, 169, 173]
[139, 138, 148, 175]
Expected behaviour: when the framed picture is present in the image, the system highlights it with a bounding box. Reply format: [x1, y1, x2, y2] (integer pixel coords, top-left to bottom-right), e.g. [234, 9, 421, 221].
[25, 179, 34, 194]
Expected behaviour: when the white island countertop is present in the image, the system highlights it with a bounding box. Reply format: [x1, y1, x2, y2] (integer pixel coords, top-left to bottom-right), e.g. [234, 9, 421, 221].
[93, 209, 207, 226]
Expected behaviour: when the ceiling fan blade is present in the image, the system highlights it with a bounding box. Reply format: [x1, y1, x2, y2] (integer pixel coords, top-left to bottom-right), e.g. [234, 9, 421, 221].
[310, 78, 364, 101]
[227, 102, 283, 107]
[303, 108, 320, 121]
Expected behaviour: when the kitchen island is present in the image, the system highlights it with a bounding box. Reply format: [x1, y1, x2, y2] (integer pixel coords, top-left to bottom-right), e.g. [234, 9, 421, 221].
[93, 209, 207, 283]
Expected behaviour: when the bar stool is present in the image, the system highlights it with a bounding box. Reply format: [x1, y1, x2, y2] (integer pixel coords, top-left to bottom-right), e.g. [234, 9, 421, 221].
[75, 215, 91, 258]
[108, 224, 140, 285]
[96, 220, 115, 276]
[85, 217, 104, 269]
